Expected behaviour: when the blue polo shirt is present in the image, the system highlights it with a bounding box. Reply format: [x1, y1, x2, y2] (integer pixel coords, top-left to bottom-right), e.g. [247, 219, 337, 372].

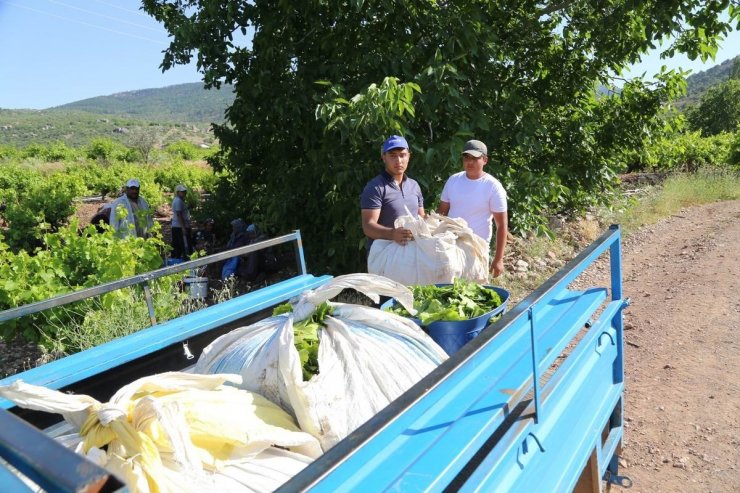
[360, 170, 424, 248]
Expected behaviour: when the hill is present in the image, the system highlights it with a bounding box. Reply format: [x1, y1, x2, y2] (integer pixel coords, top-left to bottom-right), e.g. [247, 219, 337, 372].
[55, 82, 235, 124]
[675, 55, 739, 109]
[0, 83, 234, 148]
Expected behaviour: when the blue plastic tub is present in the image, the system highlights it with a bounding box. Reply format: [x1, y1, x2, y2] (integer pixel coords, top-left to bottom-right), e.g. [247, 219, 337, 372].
[386, 285, 509, 356]
[165, 258, 184, 267]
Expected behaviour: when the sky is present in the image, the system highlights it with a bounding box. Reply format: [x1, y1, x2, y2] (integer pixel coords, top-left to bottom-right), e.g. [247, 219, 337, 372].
[0, 0, 201, 109]
[0, 1, 738, 110]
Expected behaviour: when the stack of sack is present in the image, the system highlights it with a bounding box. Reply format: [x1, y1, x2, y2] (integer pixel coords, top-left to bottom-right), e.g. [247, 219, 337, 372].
[0, 372, 321, 493]
[367, 211, 489, 285]
[194, 273, 448, 451]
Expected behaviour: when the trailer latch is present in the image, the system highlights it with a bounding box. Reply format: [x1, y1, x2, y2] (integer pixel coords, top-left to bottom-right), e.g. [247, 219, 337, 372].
[183, 342, 195, 360]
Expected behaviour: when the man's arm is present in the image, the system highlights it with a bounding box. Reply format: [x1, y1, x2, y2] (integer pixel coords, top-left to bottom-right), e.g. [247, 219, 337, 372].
[490, 210, 508, 277]
[361, 209, 412, 245]
[436, 201, 450, 216]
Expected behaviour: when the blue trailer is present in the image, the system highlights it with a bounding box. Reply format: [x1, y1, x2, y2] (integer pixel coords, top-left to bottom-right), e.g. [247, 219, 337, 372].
[0, 226, 630, 492]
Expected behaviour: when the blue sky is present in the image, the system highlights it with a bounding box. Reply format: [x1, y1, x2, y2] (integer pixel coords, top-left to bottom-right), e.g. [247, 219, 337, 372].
[0, 1, 738, 110]
[0, 0, 200, 109]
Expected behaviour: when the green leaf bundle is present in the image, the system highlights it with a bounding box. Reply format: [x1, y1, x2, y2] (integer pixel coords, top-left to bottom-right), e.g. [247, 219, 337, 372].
[387, 279, 503, 326]
[273, 301, 334, 381]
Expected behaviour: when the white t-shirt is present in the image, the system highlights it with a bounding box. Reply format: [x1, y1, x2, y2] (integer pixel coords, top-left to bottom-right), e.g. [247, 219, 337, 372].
[171, 195, 190, 228]
[440, 171, 507, 242]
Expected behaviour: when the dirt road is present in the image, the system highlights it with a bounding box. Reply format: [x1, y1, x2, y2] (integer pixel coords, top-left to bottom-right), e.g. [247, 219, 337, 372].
[592, 201, 739, 492]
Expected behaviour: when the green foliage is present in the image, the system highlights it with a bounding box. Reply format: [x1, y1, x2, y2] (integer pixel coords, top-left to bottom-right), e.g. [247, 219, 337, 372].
[153, 160, 217, 193]
[638, 130, 735, 172]
[0, 221, 168, 349]
[730, 130, 740, 166]
[272, 301, 333, 381]
[1, 171, 86, 250]
[45, 280, 188, 355]
[686, 79, 740, 136]
[141, 1, 737, 273]
[85, 137, 131, 163]
[164, 141, 215, 160]
[387, 279, 503, 326]
[0, 145, 19, 161]
[673, 55, 740, 109]
[0, 109, 214, 149]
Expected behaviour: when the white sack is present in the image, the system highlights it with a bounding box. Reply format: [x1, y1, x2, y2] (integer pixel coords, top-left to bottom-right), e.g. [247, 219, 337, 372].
[0, 372, 320, 493]
[367, 211, 489, 285]
[195, 273, 448, 451]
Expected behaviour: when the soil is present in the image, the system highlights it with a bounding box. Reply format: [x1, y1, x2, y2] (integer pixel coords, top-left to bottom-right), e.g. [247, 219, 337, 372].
[1, 199, 738, 493]
[569, 200, 740, 493]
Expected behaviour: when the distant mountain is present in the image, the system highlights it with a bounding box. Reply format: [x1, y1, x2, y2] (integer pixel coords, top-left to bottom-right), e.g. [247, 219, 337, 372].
[53, 82, 235, 124]
[0, 83, 235, 148]
[675, 55, 739, 109]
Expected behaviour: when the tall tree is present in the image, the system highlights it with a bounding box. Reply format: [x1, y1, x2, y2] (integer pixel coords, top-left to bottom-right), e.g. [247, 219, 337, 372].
[687, 79, 740, 135]
[143, 0, 737, 273]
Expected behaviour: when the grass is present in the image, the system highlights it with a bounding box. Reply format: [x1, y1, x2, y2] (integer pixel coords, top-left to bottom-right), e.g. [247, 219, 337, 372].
[39, 277, 241, 357]
[497, 169, 740, 302]
[607, 168, 740, 234]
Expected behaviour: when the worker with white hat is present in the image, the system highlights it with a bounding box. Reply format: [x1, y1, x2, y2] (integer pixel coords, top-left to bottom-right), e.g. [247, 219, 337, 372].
[109, 178, 153, 238]
[171, 184, 192, 259]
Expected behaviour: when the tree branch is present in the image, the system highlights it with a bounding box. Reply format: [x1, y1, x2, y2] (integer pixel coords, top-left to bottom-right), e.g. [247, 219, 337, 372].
[539, 0, 577, 16]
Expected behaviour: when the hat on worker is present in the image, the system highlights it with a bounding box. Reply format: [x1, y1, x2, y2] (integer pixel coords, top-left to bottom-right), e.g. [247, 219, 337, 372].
[382, 135, 409, 154]
[126, 178, 141, 188]
[461, 140, 487, 157]
[175, 184, 187, 192]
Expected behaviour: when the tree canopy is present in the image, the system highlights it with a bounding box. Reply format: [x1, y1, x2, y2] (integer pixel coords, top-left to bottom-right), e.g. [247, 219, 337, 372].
[143, 0, 738, 273]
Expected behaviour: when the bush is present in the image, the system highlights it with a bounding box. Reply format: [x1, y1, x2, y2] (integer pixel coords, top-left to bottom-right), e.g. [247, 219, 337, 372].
[729, 129, 740, 167]
[1, 172, 86, 250]
[0, 221, 168, 350]
[85, 137, 130, 163]
[641, 131, 734, 172]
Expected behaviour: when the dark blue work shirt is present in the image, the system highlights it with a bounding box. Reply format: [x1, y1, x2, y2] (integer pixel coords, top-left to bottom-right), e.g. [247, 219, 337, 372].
[360, 170, 424, 248]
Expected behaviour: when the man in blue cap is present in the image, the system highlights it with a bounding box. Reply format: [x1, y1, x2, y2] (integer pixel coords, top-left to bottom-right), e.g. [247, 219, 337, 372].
[360, 135, 425, 253]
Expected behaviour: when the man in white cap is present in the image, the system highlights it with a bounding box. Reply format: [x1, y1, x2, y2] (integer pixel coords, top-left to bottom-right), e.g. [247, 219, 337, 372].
[437, 139, 508, 277]
[109, 178, 153, 238]
[170, 184, 192, 259]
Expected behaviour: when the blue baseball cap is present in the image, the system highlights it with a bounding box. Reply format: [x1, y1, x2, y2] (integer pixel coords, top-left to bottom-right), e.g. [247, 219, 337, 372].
[382, 135, 409, 153]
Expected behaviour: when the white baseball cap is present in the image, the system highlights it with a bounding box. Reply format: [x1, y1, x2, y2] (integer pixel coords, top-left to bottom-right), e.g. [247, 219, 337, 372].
[126, 178, 140, 188]
[175, 184, 187, 192]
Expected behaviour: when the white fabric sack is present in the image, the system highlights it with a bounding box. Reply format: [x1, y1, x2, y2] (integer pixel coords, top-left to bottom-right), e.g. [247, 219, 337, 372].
[195, 273, 448, 451]
[0, 372, 321, 493]
[367, 211, 489, 285]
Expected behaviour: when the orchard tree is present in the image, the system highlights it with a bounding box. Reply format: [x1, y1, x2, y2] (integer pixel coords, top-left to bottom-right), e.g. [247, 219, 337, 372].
[687, 79, 740, 136]
[142, 0, 738, 273]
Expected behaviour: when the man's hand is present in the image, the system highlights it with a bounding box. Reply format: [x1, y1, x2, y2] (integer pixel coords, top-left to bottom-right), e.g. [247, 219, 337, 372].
[392, 227, 414, 245]
[490, 258, 504, 278]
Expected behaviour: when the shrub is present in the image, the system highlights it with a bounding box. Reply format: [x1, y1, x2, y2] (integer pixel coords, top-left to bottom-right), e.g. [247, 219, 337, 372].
[642, 131, 734, 172]
[0, 221, 168, 350]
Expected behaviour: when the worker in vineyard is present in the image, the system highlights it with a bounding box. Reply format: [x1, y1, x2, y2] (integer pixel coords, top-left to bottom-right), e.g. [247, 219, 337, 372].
[193, 218, 217, 253]
[360, 135, 425, 255]
[170, 184, 193, 259]
[109, 178, 153, 239]
[436, 139, 508, 277]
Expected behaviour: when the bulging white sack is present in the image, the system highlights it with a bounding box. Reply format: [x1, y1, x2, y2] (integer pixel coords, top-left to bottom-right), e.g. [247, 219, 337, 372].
[367, 212, 489, 285]
[195, 273, 448, 451]
[0, 372, 321, 493]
